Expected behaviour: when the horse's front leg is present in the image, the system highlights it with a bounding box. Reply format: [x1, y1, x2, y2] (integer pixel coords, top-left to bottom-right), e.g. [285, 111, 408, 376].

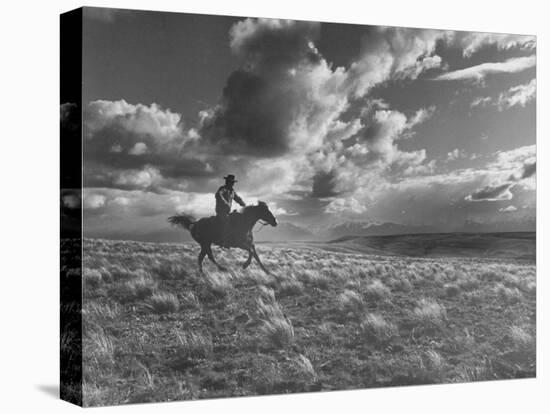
[242, 249, 253, 269]
[206, 244, 227, 272]
[251, 245, 270, 275]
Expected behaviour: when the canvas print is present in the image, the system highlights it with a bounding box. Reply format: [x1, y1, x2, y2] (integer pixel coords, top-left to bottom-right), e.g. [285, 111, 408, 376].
[60, 6, 536, 407]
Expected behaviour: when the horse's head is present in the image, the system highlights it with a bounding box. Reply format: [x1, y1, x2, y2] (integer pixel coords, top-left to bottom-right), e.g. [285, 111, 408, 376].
[256, 201, 277, 227]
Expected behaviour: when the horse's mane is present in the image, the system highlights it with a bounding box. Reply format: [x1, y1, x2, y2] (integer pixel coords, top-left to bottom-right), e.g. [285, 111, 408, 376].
[240, 201, 267, 215]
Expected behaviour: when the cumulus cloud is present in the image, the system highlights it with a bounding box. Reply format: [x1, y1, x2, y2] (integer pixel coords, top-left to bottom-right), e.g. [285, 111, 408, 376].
[128, 142, 148, 155]
[498, 78, 536, 110]
[470, 79, 536, 111]
[86, 99, 182, 142]
[470, 96, 492, 108]
[348, 27, 446, 97]
[83, 99, 220, 191]
[499, 205, 518, 213]
[434, 55, 535, 82]
[447, 148, 467, 161]
[83, 193, 107, 209]
[457, 32, 536, 58]
[199, 19, 350, 157]
[465, 146, 536, 202]
[325, 197, 367, 214]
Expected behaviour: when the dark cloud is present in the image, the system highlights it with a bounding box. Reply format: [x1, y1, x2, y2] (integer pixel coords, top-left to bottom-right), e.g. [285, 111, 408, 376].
[199, 18, 351, 158]
[465, 183, 514, 202]
[311, 170, 338, 198]
[200, 69, 298, 156]
[521, 162, 536, 179]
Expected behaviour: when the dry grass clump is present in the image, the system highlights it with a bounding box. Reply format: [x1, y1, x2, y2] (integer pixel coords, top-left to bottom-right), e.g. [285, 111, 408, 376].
[85, 326, 116, 364]
[360, 313, 398, 344]
[278, 278, 304, 297]
[180, 291, 201, 309]
[454, 358, 495, 382]
[364, 280, 391, 301]
[297, 269, 330, 289]
[390, 276, 413, 292]
[204, 271, 233, 298]
[496, 283, 522, 304]
[457, 274, 480, 291]
[443, 283, 461, 298]
[413, 298, 447, 328]
[147, 291, 179, 314]
[424, 350, 444, 372]
[154, 261, 188, 280]
[509, 326, 535, 351]
[84, 269, 103, 288]
[121, 271, 157, 301]
[256, 287, 295, 348]
[175, 331, 213, 360]
[290, 354, 317, 382]
[244, 268, 277, 287]
[83, 302, 120, 320]
[337, 289, 365, 315]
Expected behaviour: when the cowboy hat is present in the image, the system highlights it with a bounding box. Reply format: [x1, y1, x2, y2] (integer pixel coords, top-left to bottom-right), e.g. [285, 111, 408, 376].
[224, 174, 238, 183]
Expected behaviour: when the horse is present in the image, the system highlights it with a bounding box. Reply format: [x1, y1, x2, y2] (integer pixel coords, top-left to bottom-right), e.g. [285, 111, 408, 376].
[168, 201, 277, 274]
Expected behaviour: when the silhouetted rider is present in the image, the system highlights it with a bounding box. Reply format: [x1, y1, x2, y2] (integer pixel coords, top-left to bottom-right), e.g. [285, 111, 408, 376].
[215, 174, 246, 248]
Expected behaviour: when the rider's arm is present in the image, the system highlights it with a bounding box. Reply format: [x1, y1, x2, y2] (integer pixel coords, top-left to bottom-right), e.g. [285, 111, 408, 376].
[234, 192, 246, 207]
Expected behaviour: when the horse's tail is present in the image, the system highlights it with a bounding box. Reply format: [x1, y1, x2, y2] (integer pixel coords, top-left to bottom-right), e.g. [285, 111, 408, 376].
[168, 214, 196, 232]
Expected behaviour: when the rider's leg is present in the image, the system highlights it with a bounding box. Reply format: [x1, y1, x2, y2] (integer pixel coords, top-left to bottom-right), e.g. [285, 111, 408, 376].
[219, 213, 229, 248]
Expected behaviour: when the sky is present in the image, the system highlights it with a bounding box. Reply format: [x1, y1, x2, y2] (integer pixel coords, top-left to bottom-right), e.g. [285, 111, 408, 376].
[62, 7, 536, 241]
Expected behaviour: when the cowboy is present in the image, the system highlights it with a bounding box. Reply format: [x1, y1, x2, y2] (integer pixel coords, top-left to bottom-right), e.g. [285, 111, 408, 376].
[215, 174, 246, 248]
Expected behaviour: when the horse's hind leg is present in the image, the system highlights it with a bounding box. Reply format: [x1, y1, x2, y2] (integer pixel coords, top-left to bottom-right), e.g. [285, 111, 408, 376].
[242, 249, 252, 269]
[206, 244, 227, 272]
[251, 245, 270, 275]
[198, 247, 207, 274]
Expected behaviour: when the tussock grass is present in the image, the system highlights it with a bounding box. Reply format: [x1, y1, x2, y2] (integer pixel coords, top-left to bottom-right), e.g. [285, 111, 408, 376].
[496, 284, 522, 304]
[78, 238, 535, 404]
[360, 313, 398, 344]
[256, 287, 294, 348]
[454, 359, 495, 382]
[175, 332, 213, 360]
[291, 354, 317, 382]
[390, 276, 413, 292]
[181, 291, 201, 309]
[297, 269, 330, 289]
[278, 278, 304, 297]
[509, 326, 534, 351]
[364, 280, 391, 301]
[154, 261, 188, 280]
[457, 274, 480, 291]
[424, 350, 444, 372]
[120, 271, 157, 301]
[337, 289, 365, 315]
[413, 298, 447, 328]
[204, 271, 233, 298]
[84, 269, 103, 288]
[443, 283, 461, 298]
[85, 326, 115, 364]
[147, 291, 179, 314]
[83, 302, 119, 320]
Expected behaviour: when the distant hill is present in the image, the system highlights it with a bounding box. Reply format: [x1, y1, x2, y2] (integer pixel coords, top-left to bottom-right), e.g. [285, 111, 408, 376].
[323, 232, 535, 260]
[254, 222, 316, 242]
[321, 218, 536, 240]
[323, 221, 437, 239]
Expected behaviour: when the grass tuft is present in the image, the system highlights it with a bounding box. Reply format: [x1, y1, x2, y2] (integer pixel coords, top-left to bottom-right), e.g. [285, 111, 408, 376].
[147, 291, 179, 314]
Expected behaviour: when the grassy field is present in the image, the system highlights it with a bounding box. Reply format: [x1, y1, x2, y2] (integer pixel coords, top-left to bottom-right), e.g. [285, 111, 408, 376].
[75, 235, 536, 406]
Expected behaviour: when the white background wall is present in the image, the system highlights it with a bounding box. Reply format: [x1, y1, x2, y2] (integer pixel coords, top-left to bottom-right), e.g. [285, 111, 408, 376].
[0, 0, 546, 412]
